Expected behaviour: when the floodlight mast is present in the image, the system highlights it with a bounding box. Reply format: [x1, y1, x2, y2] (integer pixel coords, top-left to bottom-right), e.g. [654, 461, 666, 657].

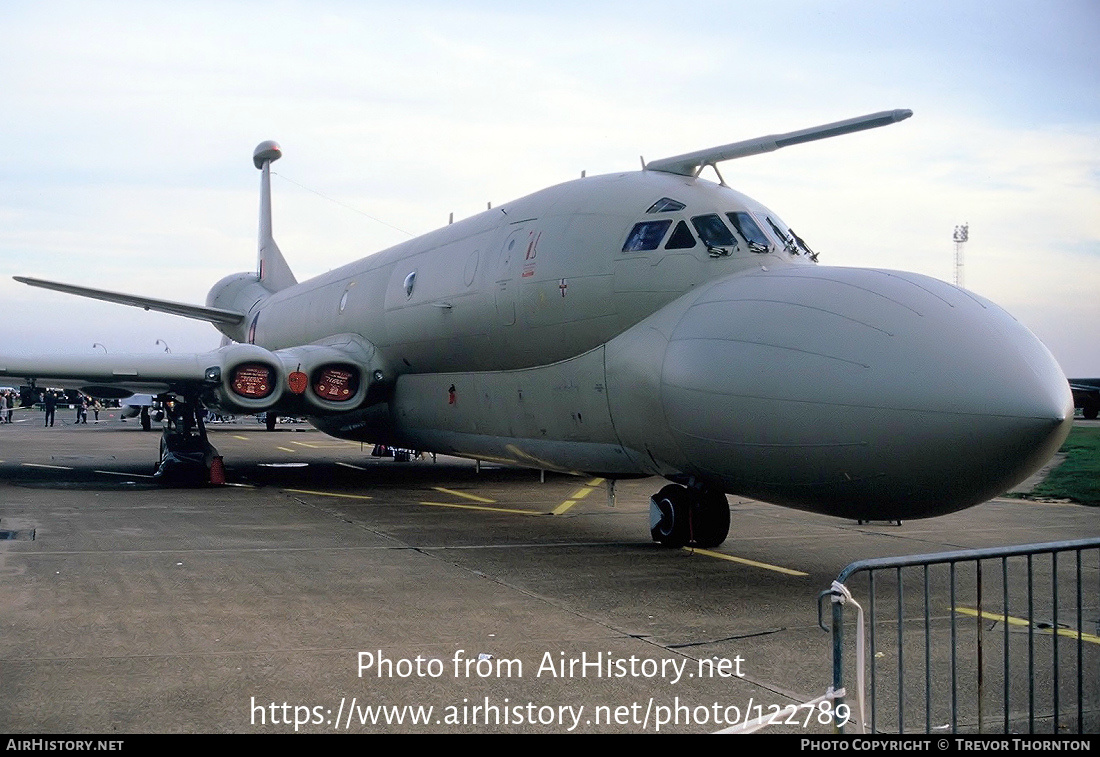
[953, 223, 969, 287]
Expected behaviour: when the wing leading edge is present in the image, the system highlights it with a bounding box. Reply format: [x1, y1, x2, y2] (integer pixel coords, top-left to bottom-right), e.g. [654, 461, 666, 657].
[0, 350, 223, 397]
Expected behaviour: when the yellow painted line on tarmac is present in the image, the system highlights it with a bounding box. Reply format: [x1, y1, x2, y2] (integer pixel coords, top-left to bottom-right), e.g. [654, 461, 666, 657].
[285, 489, 373, 501]
[432, 487, 495, 504]
[685, 548, 809, 577]
[956, 607, 1100, 645]
[336, 461, 369, 471]
[23, 463, 73, 470]
[276, 446, 296, 453]
[419, 501, 543, 516]
[552, 500, 579, 516]
[552, 477, 604, 515]
[233, 435, 249, 440]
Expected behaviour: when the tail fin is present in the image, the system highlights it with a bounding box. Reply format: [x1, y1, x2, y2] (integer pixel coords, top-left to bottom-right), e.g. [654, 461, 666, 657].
[253, 141, 298, 293]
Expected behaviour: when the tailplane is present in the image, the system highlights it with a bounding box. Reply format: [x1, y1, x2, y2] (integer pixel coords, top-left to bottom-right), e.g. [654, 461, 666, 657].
[13, 276, 245, 325]
[253, 141, 298, 293]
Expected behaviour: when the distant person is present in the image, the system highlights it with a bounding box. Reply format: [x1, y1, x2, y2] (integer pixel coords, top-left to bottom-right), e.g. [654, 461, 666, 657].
[92, 399, 100, 422]
[44, 392, 57, 427]
[3, 391, 12, 423]
[77, 395, 88, 424]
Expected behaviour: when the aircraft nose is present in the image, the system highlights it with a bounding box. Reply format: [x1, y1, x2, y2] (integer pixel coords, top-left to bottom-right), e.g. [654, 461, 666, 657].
[658, 267, 1073, 518]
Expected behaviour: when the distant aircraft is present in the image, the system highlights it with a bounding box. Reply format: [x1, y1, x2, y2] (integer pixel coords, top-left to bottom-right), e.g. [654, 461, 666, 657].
[1069, 379, 1100, 419]
[2, 110, 1073, 547]
[119, 393, 157, 430]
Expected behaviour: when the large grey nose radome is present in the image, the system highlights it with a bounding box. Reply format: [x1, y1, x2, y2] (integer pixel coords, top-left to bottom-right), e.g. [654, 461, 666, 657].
[606, 267, 1072, 520]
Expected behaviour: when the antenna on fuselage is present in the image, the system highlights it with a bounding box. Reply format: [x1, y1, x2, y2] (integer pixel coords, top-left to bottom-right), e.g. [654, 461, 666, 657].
[253, 141, 298, 293]
[645, 109, 913, 177]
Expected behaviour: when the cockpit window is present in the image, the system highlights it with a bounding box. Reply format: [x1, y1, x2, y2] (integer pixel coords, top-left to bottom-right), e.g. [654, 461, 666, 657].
[764, 216, 796, 254]
[690, 214, 737, 248]
[727, 212, 771, 253]
[664, 221, 697, 250]
[764, 214, 814, 257]
[622, 219, 672, 252]
[646, 197, 686, 213]
[789, 227, 816, 259]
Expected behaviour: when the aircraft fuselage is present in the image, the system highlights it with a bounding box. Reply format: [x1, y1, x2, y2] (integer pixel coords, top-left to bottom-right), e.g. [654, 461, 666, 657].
[206, 169, 1073, 521]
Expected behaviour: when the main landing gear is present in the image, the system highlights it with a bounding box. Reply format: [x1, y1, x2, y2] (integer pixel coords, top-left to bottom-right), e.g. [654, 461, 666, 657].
[154, 395, 218, 485]
[649, 484, 730, 548]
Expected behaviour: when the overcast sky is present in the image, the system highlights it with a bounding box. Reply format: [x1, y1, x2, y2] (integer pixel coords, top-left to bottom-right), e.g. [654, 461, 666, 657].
[2, 0, 1097, 375]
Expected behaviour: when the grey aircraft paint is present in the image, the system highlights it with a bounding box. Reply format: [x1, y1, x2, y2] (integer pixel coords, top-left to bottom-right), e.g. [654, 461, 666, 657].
[3, 111, 1073, 547]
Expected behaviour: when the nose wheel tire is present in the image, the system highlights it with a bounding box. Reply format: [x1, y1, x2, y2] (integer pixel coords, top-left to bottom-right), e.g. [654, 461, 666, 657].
[650, 485, 691, 547]
[693, 489, 730, 548]
[649, 485, 730, 548]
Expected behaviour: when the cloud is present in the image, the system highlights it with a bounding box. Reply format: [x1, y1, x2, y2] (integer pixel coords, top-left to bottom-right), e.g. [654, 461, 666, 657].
[1, 1, 1096, 373]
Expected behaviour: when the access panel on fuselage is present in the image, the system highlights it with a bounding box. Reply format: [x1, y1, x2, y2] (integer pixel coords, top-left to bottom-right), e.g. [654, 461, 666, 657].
[381, 231, 497, 372]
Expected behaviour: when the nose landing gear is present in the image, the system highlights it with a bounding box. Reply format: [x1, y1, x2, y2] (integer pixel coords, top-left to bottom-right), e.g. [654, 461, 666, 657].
[649, 484, 730, 548]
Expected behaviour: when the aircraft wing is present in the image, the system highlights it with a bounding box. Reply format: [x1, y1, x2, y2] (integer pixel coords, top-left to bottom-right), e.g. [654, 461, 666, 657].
[645, 109, 912, 176]
[1068, 378, 1100, 393]
[14, 276, 245, 325]
[0, 350, 223, 398]
[2, 336, 385, 416]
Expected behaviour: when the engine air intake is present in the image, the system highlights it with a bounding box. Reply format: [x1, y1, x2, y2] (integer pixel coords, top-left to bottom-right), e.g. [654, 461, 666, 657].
[230, 363, 276, 399]
[312, 365, 360, 402]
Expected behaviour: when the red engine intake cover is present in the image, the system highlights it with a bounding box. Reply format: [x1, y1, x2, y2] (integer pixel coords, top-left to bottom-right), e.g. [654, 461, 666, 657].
[314, 366, 358, 401]
[230, 363, 275, 399]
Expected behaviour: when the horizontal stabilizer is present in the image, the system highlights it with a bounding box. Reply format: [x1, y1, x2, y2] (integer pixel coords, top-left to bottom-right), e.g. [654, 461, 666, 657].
[645, 109, 913, 176]
[14, 276, 246, 326]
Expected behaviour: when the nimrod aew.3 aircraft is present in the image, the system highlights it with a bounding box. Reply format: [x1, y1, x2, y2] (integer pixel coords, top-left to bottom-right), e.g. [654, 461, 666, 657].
[4, 110, 1073, 548]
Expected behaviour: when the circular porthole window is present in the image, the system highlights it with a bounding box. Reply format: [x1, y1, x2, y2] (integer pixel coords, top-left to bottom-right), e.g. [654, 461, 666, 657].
[339, 281, 356, 313]
[404, 271, 416, 298]
[463, 250, 479, 287]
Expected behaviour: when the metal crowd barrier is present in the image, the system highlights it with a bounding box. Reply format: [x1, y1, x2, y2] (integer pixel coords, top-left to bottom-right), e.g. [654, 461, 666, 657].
[821, 538, 1100, 734]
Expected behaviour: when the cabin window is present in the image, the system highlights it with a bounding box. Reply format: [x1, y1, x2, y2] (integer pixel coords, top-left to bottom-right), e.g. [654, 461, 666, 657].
[664, 221, 697, 250]
[403, 271, 416, 298]
[690, 214, 737, 247]
[727, 212, 771, 252]
[622, 220, 672, 252]
[646, 197, 686, 213]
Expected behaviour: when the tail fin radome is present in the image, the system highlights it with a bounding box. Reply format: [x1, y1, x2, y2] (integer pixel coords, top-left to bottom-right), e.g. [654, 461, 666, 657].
[253, 141, 298, 293]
